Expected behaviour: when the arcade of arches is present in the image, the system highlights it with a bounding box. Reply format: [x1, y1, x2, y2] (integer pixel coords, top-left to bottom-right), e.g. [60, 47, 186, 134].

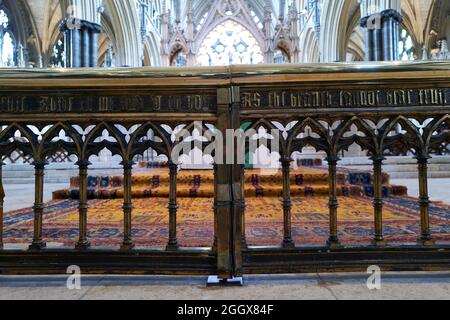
[2, 0, 450, 69]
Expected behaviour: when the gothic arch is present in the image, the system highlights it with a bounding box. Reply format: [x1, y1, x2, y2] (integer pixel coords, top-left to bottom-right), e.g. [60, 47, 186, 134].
[0, 0, 41, 66]
[143, 31, 161, 66]
[193, 1, 266, 57]
[320, 0, 358, 62]
[103, 0, 142, 67]
[301, 27, 319, 63]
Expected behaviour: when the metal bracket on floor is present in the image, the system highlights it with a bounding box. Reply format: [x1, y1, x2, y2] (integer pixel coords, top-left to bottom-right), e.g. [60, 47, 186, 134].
[206, 276, 244, 287]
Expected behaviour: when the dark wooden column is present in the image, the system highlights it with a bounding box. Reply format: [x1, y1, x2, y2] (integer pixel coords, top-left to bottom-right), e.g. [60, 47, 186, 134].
[326, 156, 340, 248]
[372, 156, 386, 246]
[29, 161, 47, 250]
[231, 86, 243, 276]
[0, 161, 4, 249]
[215, 87, 234, 279]
[212, 163, 218, 253]
[281, 156, 295, 248]
[417, 155, 434, 246]
[76, 160, 91, 250]
[120, 160, 135, 251]
[166, 161, 179, 251]
[240, 165, 247, 249]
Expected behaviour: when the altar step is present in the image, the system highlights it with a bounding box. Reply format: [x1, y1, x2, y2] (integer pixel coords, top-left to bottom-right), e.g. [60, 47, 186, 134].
[339, 156, 450, 179]
[51, 168, 408, 200]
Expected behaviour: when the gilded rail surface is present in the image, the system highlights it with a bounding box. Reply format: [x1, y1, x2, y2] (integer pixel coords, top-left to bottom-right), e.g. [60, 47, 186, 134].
[0, 61, 450, 276]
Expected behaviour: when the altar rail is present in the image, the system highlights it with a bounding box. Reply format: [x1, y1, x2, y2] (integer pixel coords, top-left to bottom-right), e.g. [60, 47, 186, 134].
[1, 62, 450, 277]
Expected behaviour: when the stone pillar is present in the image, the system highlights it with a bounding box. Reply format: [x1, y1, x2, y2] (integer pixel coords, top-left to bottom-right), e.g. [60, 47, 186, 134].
[61, 19, 102, 68]
[70, 28, 81, 67]
[360, 9, 402, 62]
[90, 30, 99, 67]
[82, 29, 90, 67]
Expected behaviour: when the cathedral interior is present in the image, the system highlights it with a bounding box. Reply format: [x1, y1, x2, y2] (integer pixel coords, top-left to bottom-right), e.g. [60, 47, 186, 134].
[1, 0, 450, 284]
[0, 0, 449, 69]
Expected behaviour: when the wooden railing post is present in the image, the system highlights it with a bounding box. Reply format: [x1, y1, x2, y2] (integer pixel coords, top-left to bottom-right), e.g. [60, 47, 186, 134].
[372, 156, 386, 246]
[326, 156, 341, 248]
[166, 161, 179, 251]
[281, 156, 295, 248]
[76, 160, 91, 250]
[0, 161, 4, 249]
[231, 86, 243, 276]
[212, 163, 218, 253]
[240, 165, 247, 249]
[215, 87, 234, 279]
[120, 160, 135, 251]
[417, 155, 434, 246]
[29, 160, 48, 250]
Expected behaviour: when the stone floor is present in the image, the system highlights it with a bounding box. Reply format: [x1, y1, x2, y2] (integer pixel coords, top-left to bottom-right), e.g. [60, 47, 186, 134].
[391, 178, 450, 204]
[0, 272, 449, 300]
[3, 183, 66, 212]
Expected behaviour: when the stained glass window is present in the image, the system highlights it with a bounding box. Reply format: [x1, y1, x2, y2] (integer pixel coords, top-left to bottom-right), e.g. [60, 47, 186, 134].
[399, 28, 415, 61]
[197, 20, 264, 66]
[0, 9, 15, 67]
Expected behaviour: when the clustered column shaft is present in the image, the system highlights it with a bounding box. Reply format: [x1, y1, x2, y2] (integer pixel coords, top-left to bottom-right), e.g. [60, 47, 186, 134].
[61, 19, 102, 68]
[361, 9, 402, 62]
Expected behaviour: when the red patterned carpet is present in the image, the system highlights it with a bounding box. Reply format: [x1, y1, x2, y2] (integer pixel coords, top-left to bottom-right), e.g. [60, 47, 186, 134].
[3, 167, 450, 248]
[4, 195, 450, 248]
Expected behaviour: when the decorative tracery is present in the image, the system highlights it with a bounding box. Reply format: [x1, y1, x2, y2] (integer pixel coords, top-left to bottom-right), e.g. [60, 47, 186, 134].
[197, 20, 264, 66]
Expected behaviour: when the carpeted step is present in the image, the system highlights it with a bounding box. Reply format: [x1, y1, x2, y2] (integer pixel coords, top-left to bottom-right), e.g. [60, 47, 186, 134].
[53, 168, 408, 200]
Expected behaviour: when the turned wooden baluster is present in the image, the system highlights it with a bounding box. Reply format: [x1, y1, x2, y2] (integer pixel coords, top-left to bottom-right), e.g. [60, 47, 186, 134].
[417, 155, 434, 245]
[166, 161, 179, 251]
[76, 160, 91, 250]
[29, 160, 47, 250]
[327, 156, 341, 248]
[281, 157, 295, 248]
[120, 160, 135, 251]
[372, 156, 386, 246]
[0, 161, 4, 249]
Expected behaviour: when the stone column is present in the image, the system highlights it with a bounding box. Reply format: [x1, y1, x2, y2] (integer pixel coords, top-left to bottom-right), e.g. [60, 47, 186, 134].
[90, 30, 99, 67]
[82, 28, 90, 67]
[61, 19, 102, 68]
[360, 7, 402, 62]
